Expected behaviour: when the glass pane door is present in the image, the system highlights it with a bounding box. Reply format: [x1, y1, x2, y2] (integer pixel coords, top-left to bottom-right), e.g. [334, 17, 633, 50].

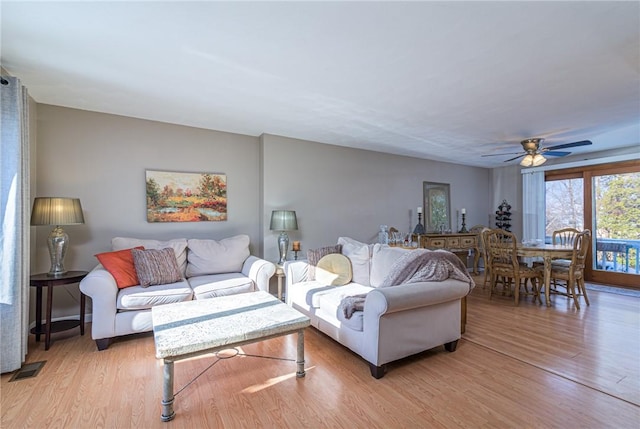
[593, 172, 640, 276]
[545, 178, 584, 243]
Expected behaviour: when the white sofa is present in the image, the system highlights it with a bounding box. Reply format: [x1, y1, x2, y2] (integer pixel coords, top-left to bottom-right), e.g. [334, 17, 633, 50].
[285, 237, 474, 378]
[80, 235, 276, 350]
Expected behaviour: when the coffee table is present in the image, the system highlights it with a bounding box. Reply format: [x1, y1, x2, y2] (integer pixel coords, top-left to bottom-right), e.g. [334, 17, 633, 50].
[152, 291, 310, 422]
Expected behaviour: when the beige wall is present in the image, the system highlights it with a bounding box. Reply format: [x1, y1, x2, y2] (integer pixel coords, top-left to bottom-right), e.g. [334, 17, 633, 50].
[261, 134, 492, 261]
[489, 165, 522, 238]
[34, 105, 262, 319]
[33, 105, 493, 321]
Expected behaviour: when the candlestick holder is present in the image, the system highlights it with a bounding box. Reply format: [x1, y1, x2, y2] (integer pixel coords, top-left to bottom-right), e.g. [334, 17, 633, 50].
[291, 242, 301, 260]
[459, 213, 468, 233]
[413, 213, 425, 234]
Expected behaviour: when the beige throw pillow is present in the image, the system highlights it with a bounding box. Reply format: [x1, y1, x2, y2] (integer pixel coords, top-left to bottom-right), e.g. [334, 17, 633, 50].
[316, 253, 353, 286]
[186, 235, 250, 277]
[370, 244, 412, 287]
[338, 237, 372, 286]
[131, 248, 183, 287]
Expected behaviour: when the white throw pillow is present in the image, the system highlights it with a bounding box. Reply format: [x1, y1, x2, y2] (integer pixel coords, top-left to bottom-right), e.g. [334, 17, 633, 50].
[112, 237, 188, 277]
[186, 235, 250, 277]
[338, 237, 372, 286]
[369, 244, 412, 287]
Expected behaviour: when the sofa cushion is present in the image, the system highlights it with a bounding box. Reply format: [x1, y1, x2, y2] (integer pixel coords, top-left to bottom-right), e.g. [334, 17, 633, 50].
[338, 237, 372, 286]
[307, 244, 342, 280]
[317, 283, 373, 332]
[132, 248, 183, 287]
[189, 273, 255, 299]
[186, 235, 250, 277]
[112, 237, 188, 277]
[288, 281, 340, 311]
[316, 254, 352, 286]
[116, 280, 193, 310]
[95, 246, 144, 288]
[370, 244, 412, 287]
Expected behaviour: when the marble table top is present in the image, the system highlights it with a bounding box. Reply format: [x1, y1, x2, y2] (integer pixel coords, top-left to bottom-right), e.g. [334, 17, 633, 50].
[152, 291, 310, 359]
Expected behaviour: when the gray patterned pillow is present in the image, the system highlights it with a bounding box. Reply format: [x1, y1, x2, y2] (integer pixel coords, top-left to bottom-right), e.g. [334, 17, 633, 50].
[307, 244, 342, 281]
[131, 248, 182, 287]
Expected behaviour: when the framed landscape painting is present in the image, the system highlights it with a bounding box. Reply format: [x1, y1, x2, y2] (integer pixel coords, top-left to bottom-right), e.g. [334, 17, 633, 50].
[146, 170, 227, 222]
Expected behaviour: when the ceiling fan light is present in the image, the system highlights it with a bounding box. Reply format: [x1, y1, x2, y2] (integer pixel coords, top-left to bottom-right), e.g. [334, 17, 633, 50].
[520, 154, 534, 167]
[532, 153, 547, 166]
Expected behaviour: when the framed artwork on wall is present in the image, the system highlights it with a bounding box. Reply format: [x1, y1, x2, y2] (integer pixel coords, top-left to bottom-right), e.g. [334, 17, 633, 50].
[145, 170, 227, 222]
[423, 181, 451, 233]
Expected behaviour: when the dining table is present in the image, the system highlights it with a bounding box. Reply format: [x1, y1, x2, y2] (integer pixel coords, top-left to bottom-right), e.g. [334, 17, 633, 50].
[517, 243, 574, 307]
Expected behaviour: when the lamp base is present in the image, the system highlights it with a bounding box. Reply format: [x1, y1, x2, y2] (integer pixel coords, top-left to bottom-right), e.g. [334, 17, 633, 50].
[277, 231, 289, 265]
[47, 226, 68, 276]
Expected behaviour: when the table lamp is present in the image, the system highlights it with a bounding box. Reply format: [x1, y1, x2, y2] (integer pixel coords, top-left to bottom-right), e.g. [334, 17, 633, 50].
[270, 210, 298, 264]
[30, 197, 85, 276]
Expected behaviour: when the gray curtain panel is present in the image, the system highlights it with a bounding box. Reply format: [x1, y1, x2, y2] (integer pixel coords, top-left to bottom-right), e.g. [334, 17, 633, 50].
[1, 75, 30, 373]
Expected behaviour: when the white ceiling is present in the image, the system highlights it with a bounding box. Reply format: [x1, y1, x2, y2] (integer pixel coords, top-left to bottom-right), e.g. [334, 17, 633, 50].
[2, 1, 639, 168]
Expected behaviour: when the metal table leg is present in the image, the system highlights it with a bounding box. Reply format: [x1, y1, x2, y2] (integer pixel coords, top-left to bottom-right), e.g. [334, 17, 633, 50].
[161, 360, 175, 422]
[296, 329, 306, 378]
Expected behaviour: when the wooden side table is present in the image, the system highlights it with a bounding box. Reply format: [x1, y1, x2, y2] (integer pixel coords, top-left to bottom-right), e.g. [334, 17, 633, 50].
[276, 263, 285, 301]
[30, 270, 88, 350]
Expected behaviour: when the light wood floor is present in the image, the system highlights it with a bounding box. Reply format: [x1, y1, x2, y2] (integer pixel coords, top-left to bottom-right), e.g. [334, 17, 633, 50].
[2, 274, 639, 428]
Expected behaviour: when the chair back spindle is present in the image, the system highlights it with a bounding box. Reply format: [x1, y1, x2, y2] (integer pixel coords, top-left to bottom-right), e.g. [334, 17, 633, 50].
[553, 227, 580, 246]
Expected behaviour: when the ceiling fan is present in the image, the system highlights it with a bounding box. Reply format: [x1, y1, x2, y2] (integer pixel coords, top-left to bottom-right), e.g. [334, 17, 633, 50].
[482, 138, 593, 167]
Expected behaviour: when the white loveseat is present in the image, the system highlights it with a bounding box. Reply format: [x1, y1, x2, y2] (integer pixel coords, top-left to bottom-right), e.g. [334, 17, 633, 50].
[80, 235, 276, 350]
[285, 237, 474, 378]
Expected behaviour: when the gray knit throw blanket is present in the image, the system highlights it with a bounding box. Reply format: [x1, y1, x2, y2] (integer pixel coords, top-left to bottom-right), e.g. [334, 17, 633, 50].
[341, 249, 475, 319]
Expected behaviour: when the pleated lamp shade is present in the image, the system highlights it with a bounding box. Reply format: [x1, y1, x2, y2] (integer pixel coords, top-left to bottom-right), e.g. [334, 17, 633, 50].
[30, 197, 85, 226]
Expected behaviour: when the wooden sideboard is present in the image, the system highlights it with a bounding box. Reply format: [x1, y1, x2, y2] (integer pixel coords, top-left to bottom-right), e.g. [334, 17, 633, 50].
[416, 233, 480, 274]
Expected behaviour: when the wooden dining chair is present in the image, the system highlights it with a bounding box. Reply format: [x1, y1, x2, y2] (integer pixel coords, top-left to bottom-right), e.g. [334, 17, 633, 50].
[486, 229, 542, 305]
[540, 229, 591, 309]
[551, 227, 580, 264]
[552, 227, 580, 246]
[538, 227, 582, 290]
[475, 226, 492, 288]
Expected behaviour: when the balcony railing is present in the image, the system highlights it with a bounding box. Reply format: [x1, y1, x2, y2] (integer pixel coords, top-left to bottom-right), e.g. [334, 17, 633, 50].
[545, 236, 639, 274]
[595, 238, 640, 274]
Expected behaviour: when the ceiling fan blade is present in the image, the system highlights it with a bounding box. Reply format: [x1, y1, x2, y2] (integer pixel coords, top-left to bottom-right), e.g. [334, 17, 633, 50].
[481, 151, 524, 157]
[504, 154, 525, 162]
[544, 140, 592, 151]
[544, 150, 571, 157]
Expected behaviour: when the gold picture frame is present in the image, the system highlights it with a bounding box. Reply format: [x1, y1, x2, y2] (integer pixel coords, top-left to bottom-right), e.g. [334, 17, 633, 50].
[423, 181, 451, 233]
[145, 170, 227, 222]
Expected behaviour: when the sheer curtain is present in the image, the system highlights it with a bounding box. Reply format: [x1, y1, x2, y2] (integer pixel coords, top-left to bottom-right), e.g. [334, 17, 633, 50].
[1, 76, 30, 373]
[522, 169, 545, 251]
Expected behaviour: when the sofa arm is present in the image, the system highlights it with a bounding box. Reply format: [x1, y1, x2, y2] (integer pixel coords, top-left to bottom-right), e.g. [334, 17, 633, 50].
[361, 279, 470, 369]
[242, 256, 276, 292]
[79, 265, 119, 340]
[364, 279, 470, 317]
[284, 260, 309, 288]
